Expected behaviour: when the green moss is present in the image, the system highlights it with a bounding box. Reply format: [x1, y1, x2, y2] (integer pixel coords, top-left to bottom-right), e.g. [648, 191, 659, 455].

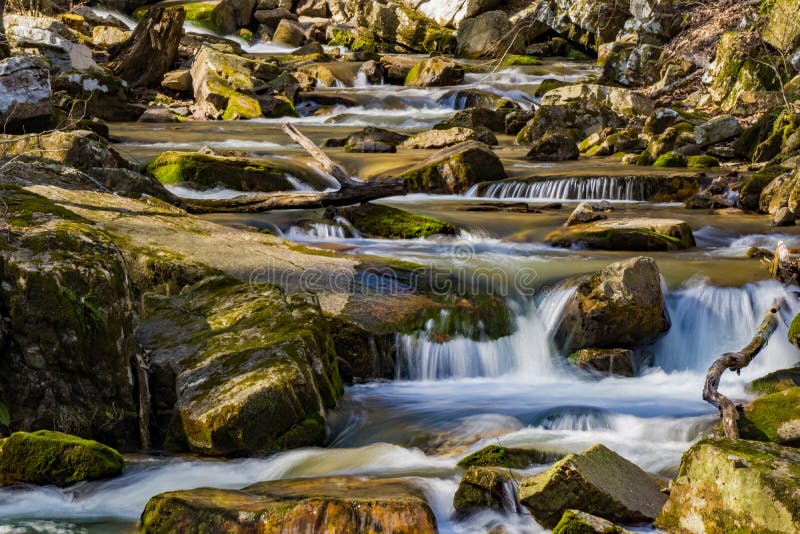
[739, 387, 800, 443]
[221, 93, 262, 120]
[534, 78, 571, 97]
[567, 48, 590, 60]
[327, 28, 355, 48]
[59, 286, 105, 331]
[747, 367, 800, 395]
[351, 30, 377, 53]
[238, 28, 253, 42]
[422, 28, 456, 54]
[144, 151, 295, 190]
[338, 203, 457, 239]
[789, 313, 800, 347]
[653, 152, 687, 168]
[0, 430, 124, 487]
[0, 404, 9, 428]
[458, 444, 560, 469]
[553, 509, 628, 533]
[687, 155, 720, 168]
[182, 2, 227, 33]
[499, 55, 542, 67]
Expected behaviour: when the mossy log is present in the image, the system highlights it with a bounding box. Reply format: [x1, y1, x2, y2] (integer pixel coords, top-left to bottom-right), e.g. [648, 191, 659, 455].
[181, 124, 408, 213]
[703, 297, 785, 439]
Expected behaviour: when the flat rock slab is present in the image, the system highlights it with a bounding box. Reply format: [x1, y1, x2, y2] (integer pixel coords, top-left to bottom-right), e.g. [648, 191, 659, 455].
[545, 217, 695, 251]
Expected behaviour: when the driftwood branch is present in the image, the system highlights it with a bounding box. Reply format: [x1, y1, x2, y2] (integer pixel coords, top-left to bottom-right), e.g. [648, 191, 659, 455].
[703, 297, 785, 438]
[181, 124, 407, 214]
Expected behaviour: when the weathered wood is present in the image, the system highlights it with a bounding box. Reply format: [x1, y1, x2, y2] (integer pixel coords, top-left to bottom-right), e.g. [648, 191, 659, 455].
[703, 298, 784, 439]
[281, 123, 359, 186]
[108, 7, 185, 88]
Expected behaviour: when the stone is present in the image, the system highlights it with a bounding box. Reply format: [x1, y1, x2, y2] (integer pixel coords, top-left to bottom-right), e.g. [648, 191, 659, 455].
[773, 206, 795, 226]
[0, 431, 124, 487]
[336, 203, 457, 239]
[527, 0, 631, 52]
[0, 130, 136, 172]
[92, 25, 131, 47]
[401, 127, 497, 149]
[655, 438, 800, 533]
[295, 0, 328, 17]
[526, 131, 580, 161]
[748, 366, 800, 395]
[519, 444, 666, 529]
[400, 140, 506, 194]
[762, 0, 800, 52]
[191, 46, 261, 120]
[0, 55, 52, 133]
[553, 509, 633, 533]
[738, 387, 800, 445]
[517, 102, 626, 143]
[140, 476, 438, 533]
[553, 256, 672, 353]
[405, 57, 465, 87]
[138, 276, 343, 455]
[760, 167, 800, 216]
[272, 19, 306, 46]
[600, 41, 662, 87]
[138, 106, 179, 123]
[453, 467, 519, 518]
[456, 11, 521, 59]
[52, 70, 142, 122]
[436, 108, 507, 132]
[161, 69, 193, 91]
[342, 126, 408, 153]
[416, 0, 499, 28]
[457, 444, 562, 468]
[568, 348, 652, 377]
[357, 60, 385, 84]
[540, 84, 655, 117]
[6, 15, 100, 73]
[546, 218, 695, 253]
[565, 202, 607, 226]
[380, 55, 418, 84]
[695, 116, 741, 147]
[253, 7, 296, 27]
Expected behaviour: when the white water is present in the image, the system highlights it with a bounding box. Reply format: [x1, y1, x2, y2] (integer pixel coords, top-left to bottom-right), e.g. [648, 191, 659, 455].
[465, 177, 652, 201]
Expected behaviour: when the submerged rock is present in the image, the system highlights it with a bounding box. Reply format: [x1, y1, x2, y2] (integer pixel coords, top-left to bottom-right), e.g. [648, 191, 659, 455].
[656, 438, 800, 533]
[546, 218, 695, 252]
[458, 444, 563, 468]
[0, 431, 124, 487]
[400, 140, 506, 194]
[138, 276, 343, 455]
[519, 444, 667, 529]
[140, 476, 438, 533]
[738, 387, 800, 446]
[553, 509, 633, 534]
[339, 126, 409, 153]
[453, 466, 519, 518]
[554, 257, 671, 353]
[336, 203, 457, 239]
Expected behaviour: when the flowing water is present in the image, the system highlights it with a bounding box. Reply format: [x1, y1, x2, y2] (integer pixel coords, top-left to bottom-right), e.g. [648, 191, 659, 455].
[4, 22, 800, 534]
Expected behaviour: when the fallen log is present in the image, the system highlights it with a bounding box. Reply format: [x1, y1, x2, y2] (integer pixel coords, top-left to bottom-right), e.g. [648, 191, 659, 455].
[703, 297, 785, 439]
[180, 123, 407, 213]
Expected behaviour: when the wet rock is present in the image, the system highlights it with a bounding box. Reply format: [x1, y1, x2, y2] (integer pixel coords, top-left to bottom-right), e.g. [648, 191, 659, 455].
[404, 57, 465, 87]
[553, 510, 633, 534]
[517, 102, 626, 143]
[458, 444, 563, 468]
[401, 127, 497, 149]
[748, 366, 800, 395]
[519, 443, 666, 529]
[161, 69, 193, 91]
[336, 203, 457, 238]
[0, 431, 124, 487]
[773, 207, 795, 226]
[695, 116, 741, 147]
[0, 130, 136, 172]
[436, 108, 507, 132]
[737, 387, 800, 445]
[686, 155, 720, 169]
[92, 25, 131, 47]
[456, 10, 521, 59]
[357, 60, 385, 84]
[568, 348, 652, 377]
[138, 106, 179, 123]
[682, 193, 732, 210]
[343, 126, 408, 153]
[0, 55, 52, 134]
[553, 256, 672, 353]
[547, 218, 695, 253]
[191, 46, 261, 120]
[540, 84, 655, 117]
[380, 55, 418, 84]
[273, 19, 306, 46]
[0, 186, 139, 446]
[653, 151, 687, 168]
[145, 151, 321, 191]
[655, 438, 800, 533]
[526, 131, 580, 161]
[140, 476, 438, 533]
[453, 467, 519, 518]
[505, 110, 535, 135]
[400, 140, 506, 194]
[138, 276, 343, 455]
[565, 202, 608, 226]
[636, 123, 696, 165]
[770, 243, 800, 284]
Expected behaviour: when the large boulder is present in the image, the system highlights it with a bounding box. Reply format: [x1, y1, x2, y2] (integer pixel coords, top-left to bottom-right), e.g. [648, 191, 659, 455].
[519, 444, 666, 529]
[453, 467, 519, 518]
[517, 102, 627, 143]
[401, 126, 497, 149]
[656, 438, 800, 533]
[51, 70, 143, 122]
[400, 140, 506, 194]
[138, 276, 343, 455]
[553, 257, 671, 353]
[546, 218, 695, 252]
[415, 0, 499, 28]
[0, 431, 124, 487]
[436, 108, 507, 132]
[0, 55, 52, 133]
[140, 476, 438, 533]
[336, 203, 458, 239]
[458, 444, 562, 468]
[526, 131, 580, 161]
[456, 10, 521, 58]
[600, 41, 663, 87]
[738, 387, 800, 446]
[191, 46, 261, 120]
[272, 19, 306, 46]
[760, 167, 800, 216]
[553, 510, 634, 534]
[329, 126, 409, 153]
[404, 57, 465, 87]
[530, 0, 631, 52]
[762, 0, 800, 52]
[0, 186, 140, 446]
[695, 116, 741, 147]
[540, 84, 655, 117]
[5, 15, 99, 73]
[0, 130, 136, 172]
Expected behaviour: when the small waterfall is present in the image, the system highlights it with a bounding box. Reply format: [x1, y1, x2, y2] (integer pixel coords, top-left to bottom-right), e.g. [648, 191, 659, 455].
[466, 177, 650, 201]
[283, 216, 361, 241]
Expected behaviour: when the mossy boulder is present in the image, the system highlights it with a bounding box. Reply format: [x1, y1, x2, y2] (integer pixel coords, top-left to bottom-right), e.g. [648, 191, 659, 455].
[759, 166, 800, 216]
[553, 509, 633, 534]
[568, 348, 651, 377]
[137, 276, 343, 455]
[140, 476, 438, 533]
[748, 366, 800, 395]
[191, 45, 261, 120]
[686, 155, 720, 169]
[655, 438, 800, 533]
[0, 186, 139, 446]
[400, 141, 506, 194]
[0, 430, 123, 487]
[0, 130, 137, 172]
[540, 84, 655, 118]
[517, 102, 626, 144]
[762, 0, 800, 52]
[734, 109, 800, 163]
[738, 387, 800, 445]
[553, 257, 671, 353]
[653, 151, 687, 168]
[453, 466, 517, 518]
[145, 151, 323, 192]
[337, 203, 457, 239]
[545, 218, 695, 252]
[335, 126, 408, 153]
[404, 57, 464, 87]
[457, 444, 562, 469]
[519, 444, 667, 529]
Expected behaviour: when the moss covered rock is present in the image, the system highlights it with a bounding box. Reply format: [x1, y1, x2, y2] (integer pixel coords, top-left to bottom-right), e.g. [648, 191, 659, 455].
[519, 444, 666, 529]
[540, 84, 655, 117]
[191, 45, 261, 120]
[453, 466, 517, 518]
[553, 509, 633, 534]
[517, 102, 626, 144]
[145, 151, 323, 192]
[140, 476, 438, 533]
[553, 257, 671, 353]
[568, 348, 651, 377]
[0, 130, 137, 172]
[400, 141, 506, 194]
[0, 430, 123, 487]
[655, 438, 800, 533]
[748, 366, 800, 395]
[337, 203, 457, 239]
[457, 444, 562, 469]
[686, 155, 720, 169]
[545, 218, 695, 252]
[653, 151, 687, 168]
[738, 387, 800, 445]
[137, 275, 343, 455]
[404, 57, 464, 87]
